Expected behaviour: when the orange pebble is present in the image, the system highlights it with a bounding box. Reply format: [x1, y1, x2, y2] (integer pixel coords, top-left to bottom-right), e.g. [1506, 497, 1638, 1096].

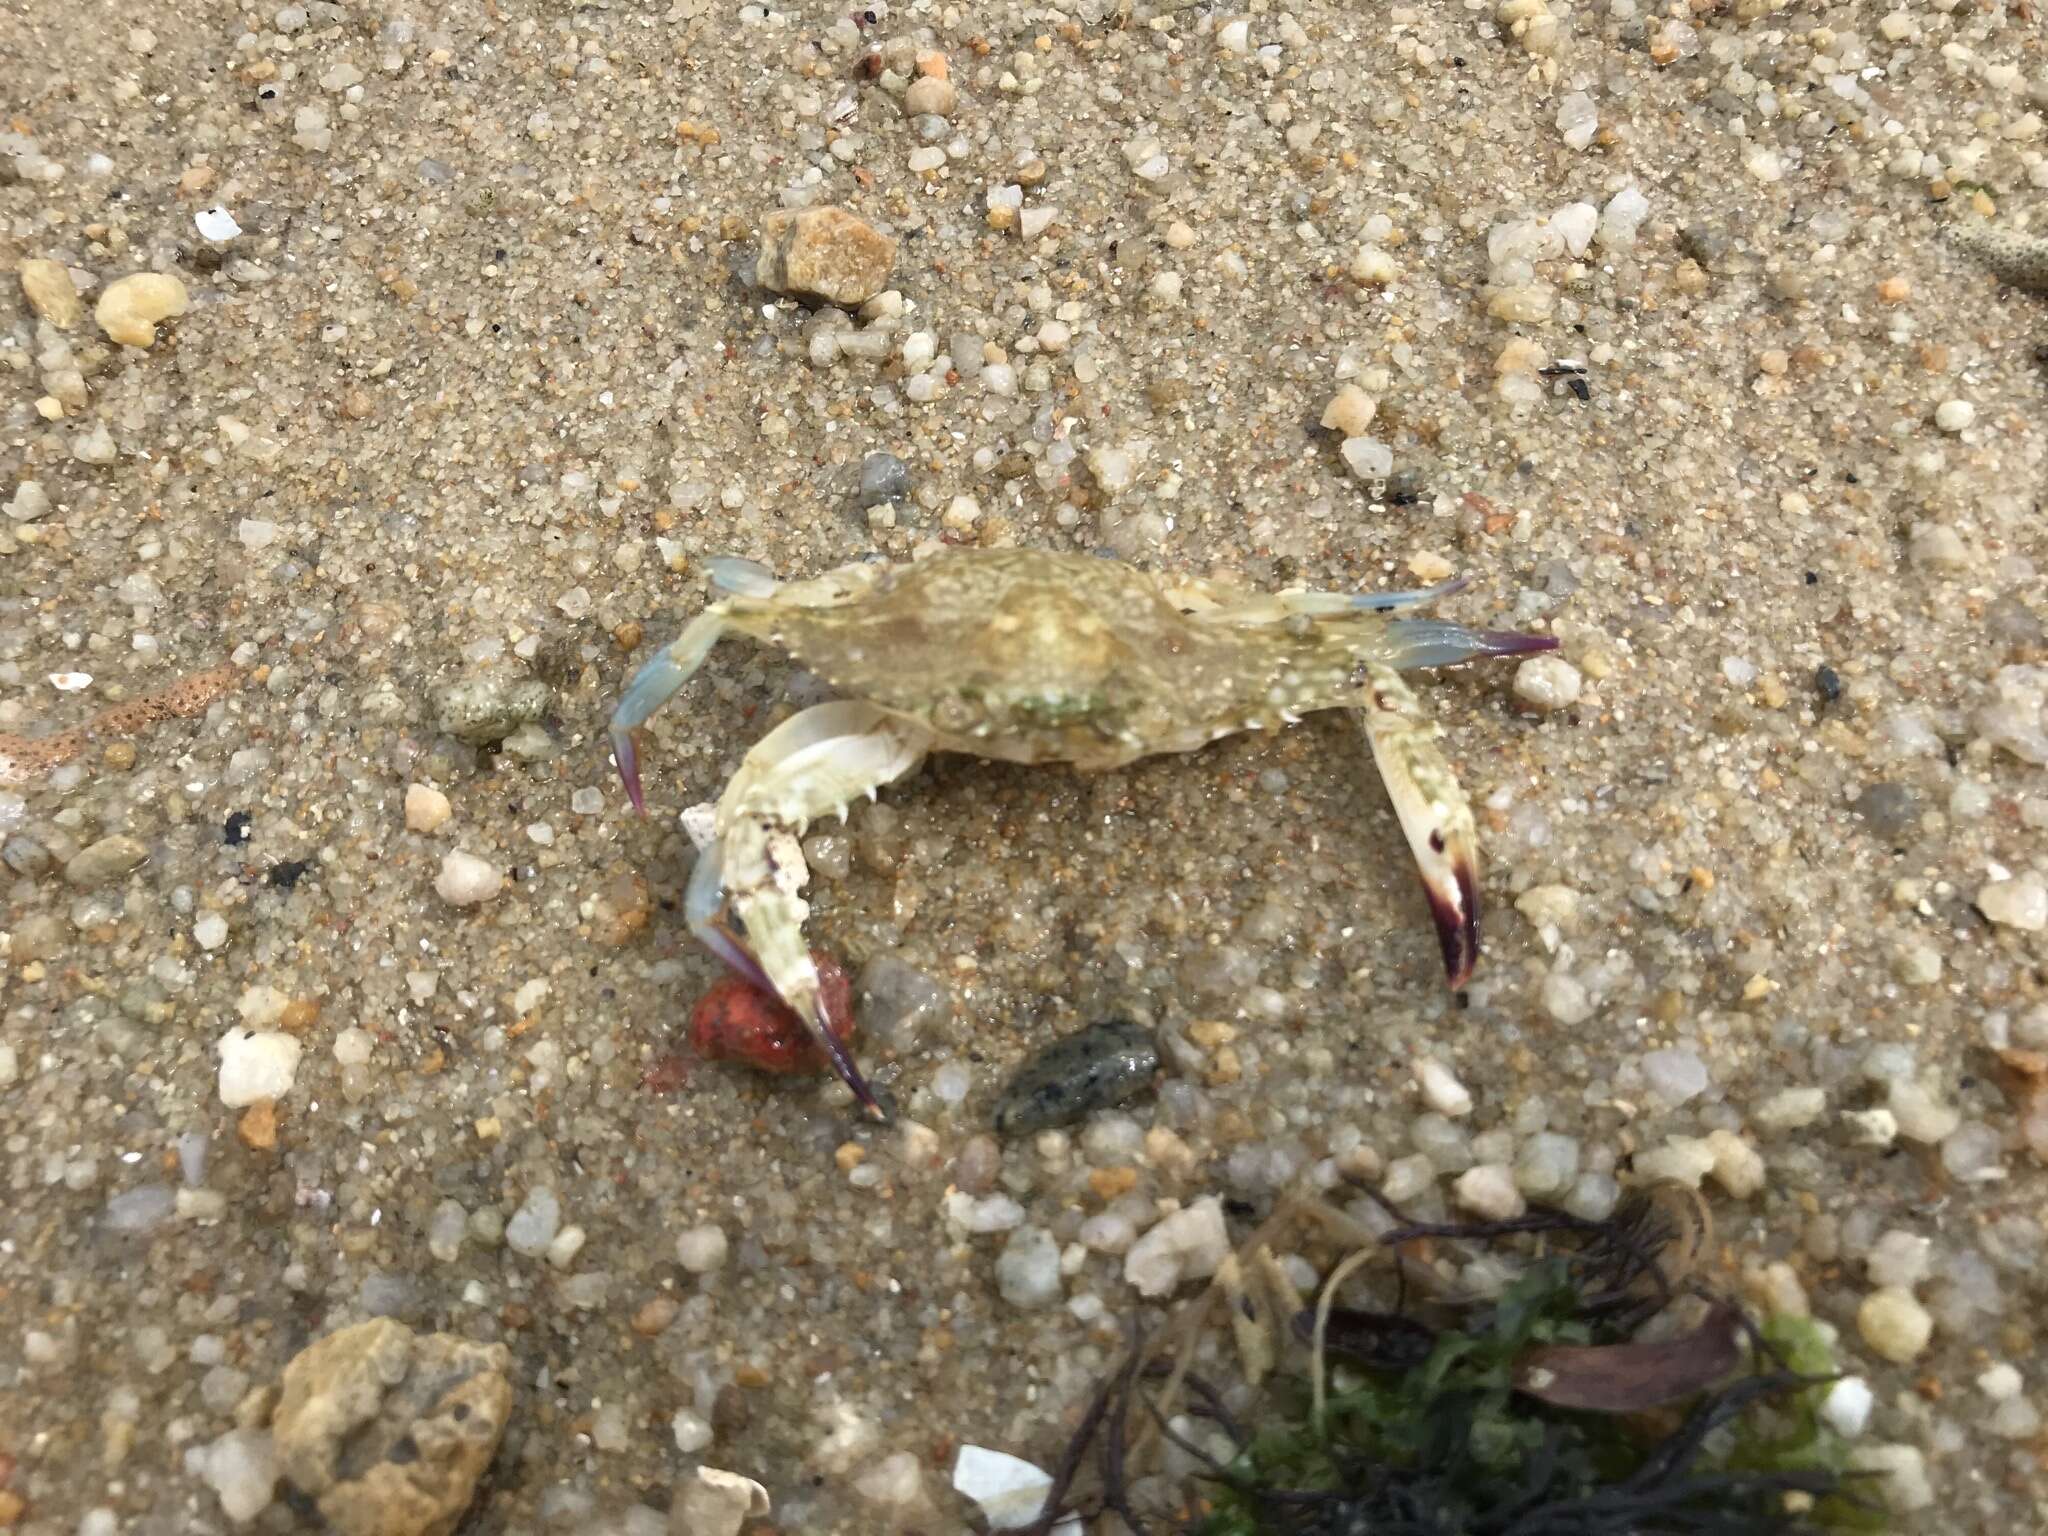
[915, 50, 949, 79]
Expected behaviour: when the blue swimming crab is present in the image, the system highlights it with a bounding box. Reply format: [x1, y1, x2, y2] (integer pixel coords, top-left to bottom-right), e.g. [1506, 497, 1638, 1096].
[610, 548, 1557, 1119]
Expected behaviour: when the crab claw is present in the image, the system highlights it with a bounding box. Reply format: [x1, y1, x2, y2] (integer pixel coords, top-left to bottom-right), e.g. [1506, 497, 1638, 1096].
[611, 726, 647, 816]
[1356, 661, 1483, 991]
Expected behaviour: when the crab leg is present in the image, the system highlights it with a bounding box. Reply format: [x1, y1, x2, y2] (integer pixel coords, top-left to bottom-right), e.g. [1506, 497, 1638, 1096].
[610, 610, 731, 814]
[1171, 573, 1475, 624]
[1356, 660, 1481, 989]
[705, 701, 932, 1119]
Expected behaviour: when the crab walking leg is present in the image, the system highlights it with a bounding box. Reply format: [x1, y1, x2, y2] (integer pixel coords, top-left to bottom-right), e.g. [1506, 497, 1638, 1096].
[609, 610, 730, 814]
[712, 702, 932, 1120]
[1355, 660, 1481, 989]
[1164, 573, 1475, 625]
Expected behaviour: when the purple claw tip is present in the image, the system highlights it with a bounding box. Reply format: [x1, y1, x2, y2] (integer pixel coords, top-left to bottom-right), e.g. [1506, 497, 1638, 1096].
[1426, 865, 1481, 990]
[1479, 628, 1562, 659]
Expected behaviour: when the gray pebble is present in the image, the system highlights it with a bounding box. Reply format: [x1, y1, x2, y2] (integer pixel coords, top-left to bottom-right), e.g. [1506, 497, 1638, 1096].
[1852, 783, 1918, 841]
[3, 831, 54, 877]
[994, 1018, 1159, 1137]
[432, 670, 553, 746]
[64, 834, 149, 889]
[857, 452, 911, 509]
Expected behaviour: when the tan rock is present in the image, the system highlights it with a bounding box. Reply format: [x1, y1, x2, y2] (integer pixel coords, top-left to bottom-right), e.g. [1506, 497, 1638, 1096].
[19, 259, 82, 327]
[96, 272, 190, 348]
[272, 1318, 513, 1536]
[754, 206, 896, 307]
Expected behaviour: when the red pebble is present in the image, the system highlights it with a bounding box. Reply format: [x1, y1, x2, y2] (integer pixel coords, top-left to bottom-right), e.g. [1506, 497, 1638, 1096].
[688, 951, 856, 1076]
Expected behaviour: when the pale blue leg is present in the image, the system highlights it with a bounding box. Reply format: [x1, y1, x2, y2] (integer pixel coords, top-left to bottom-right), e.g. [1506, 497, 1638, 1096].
[1383, 618, 1559, 671]
[609, 612, 726, 812]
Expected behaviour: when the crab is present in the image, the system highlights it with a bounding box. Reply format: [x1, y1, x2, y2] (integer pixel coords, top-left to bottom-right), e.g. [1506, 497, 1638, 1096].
[610, 548, 1558, 1120]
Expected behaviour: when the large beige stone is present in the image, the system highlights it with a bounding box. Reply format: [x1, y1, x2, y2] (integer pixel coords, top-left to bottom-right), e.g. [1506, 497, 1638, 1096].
[272, 1317, 513, 1536]
[753, 206, 896, 307]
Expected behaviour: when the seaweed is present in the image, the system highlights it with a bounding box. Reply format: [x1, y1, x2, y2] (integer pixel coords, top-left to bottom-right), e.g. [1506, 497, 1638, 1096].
[1023, 1187, 1880, 1536]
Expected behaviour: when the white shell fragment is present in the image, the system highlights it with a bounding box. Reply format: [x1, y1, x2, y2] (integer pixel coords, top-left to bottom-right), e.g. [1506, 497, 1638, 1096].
[670, 1467, 770, 1536]
[48, 671, 93, 692]
[951, 1445, 1080, 1532]
[195, 205, 242, 242]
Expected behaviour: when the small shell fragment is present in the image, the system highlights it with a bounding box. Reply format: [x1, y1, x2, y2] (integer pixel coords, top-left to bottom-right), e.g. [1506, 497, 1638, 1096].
[195, 205, 242, 242]
[49, 671, 93, 692]
[951, 1445, 1078, 1532]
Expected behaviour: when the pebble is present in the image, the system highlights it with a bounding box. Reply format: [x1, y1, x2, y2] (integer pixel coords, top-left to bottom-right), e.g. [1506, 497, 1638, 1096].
[1320, 385, 1377, 437]
[1640, 1048, 1709, 1105]
[672, 1409, 714, 1454]
[1866, 1229, 1932, 1290]
[944, 1190, 1026, 1234]
[1848, 1444, 1933, 1513]
[1756, 1086, 1826, 1130]
[1540, 971, 1595, 1025]
[994, 1226, 1063, 1308]
[1888, 1080, 1961, 1144]
[1704, 1129, 1765, 1198]
[1338, 436, 1393, 481]
[1514, 1132, 1580, 1196]
[1934, 399, 1975, 433]
[272, 1318, 512, 1536]
[435, 850, 504, 906]
[194, 912, 229, 951]
[1978, 875, 2047, 932]
[856, 1451, 928, 1512]
[1124, 1196, 1229, 1297]
[673, 1468, 771, 1536]
[95, 272, 190, 348]
[505, 1186, 562, 1255]
[71, 423, 117, 464]
[217, 1028, 303, 1107]
[952, 1445, 1056, 1530]
[1413, 1058, 1472, 1117]
[1858, 1286, 1934, 1362]
[857, 451, 911, 508]
[1852, 782, 1918, 839]
[994, 1018, 1158, 1137]
[432, 671, 552, 746]
[199, 1429, 278, 1523]
[405, 783, 452, 833]
[856, 956, 948, 1048]
[904, 76, 955, 117]
[1454, 1164, 1525, 1220]
[675, 1224, 729, 1273]
[1514, 654, 1582, 711]
[5, 480, 51, 522]
[64, 834, 148, 888]
[19, 258, 82, 327]
[1821, 1377, 1874, 1438]
[755, 205, 896, 307]
[1085, 444, 1137, 499]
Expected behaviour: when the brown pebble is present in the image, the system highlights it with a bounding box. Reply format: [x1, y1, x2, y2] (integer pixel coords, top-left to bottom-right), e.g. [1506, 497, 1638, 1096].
[914, 50, 949, 80]
[834, 1141, 866, 1173]
[733, 1363, 770, 1389]
[630, 1295, 679, 1336]
[994, 450, 1032, 480]
[1918, 342, 1950, 374]
[279, 997, 321, 1032]
[591, 867, 652, 947]
[1088, 1166, 1138, 1200]
[612, 621, 644, 652]
[1017, 157, 1047, 186]
[0, 1490, 25, 1526]
[179, 164, 219, 195]
[340, 388, 374, 420]
[712, 1382, 751, 1436]
[1877, 275, 1911, 304]
[237, 1099, 279, 1151]
[102, 741, 138, 771]
[1146, 377, 1188, 409]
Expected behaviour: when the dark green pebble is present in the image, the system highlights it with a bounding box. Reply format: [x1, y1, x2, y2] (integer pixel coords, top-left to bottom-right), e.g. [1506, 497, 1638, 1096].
[993, 1018, 1159, 1138]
